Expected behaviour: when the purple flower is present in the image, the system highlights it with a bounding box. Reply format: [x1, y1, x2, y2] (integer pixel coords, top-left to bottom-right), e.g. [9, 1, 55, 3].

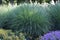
[40, 31, 60, 40]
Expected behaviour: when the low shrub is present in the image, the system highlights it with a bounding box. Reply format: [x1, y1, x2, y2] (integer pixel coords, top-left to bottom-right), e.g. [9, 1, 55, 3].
[0, 29, 26, 40]
[40, 31, 60, 40]
[6, 4, 51, 36]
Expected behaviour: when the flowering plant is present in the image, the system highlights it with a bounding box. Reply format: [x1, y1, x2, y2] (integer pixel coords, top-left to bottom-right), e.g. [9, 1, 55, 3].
[40, 31, 60, 40]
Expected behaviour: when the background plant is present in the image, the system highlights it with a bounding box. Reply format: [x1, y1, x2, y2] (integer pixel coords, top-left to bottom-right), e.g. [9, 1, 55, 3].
[48, 3, 60, 31]
[0, 1, 60, 40]
[1, 4, 52, 40]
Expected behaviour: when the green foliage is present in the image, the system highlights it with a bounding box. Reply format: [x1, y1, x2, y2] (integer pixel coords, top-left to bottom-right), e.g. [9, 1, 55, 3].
[0, 0, 53, 5]
[45, 0, 51, 3]
[4, 4, 51, 36]
[0, 6, 12, 28]
[1, 2, 60, 40]
[0, 29, 26, 40]
[48, 3, 60, 30]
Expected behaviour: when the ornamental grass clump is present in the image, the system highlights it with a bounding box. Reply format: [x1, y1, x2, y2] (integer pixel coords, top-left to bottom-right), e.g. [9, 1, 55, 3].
[48, 3, 60, 30]
[4, 3, 51, 36]
[0, 5, 13, 28]
[40, 31, 60, 40]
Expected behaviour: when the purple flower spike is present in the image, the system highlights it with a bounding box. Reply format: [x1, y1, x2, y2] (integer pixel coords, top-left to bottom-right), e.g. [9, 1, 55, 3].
[40, 31, 60, 40]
